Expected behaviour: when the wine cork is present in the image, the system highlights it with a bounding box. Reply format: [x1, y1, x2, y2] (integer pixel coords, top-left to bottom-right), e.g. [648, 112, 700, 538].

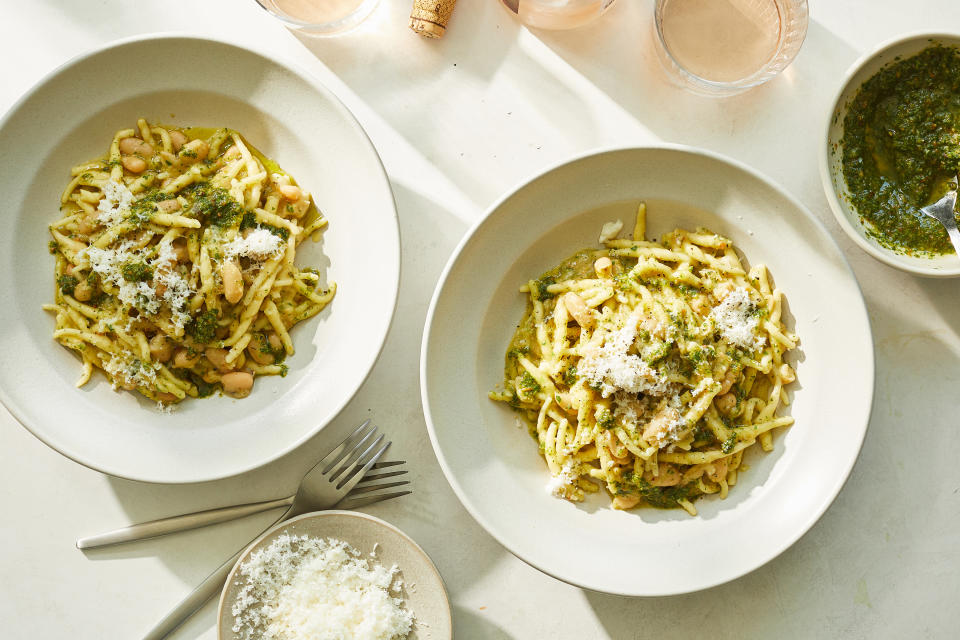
[409, 0, 457, 38]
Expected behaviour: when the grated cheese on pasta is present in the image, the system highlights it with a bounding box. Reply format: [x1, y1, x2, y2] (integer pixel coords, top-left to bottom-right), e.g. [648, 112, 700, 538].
[224, 228, 284, 260]
[710, 287, 766, 350]
[81, 240, 193, 331]
[95, 179, 134, 226]
[578, 314, 672, 398]
[545, 459, 579, 497]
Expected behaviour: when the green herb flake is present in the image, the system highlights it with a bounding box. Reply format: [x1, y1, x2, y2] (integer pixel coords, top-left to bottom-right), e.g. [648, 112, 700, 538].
[187, 308, 219, 344]
[121, 261, 153, 282]
[188, 183, 245, 229]
[721, 433, 738, 454]
[518, 371, 541, 396]
[596, 408, 614, 430]
[57, 274, 78, 295]
[533, 276, 556, 301]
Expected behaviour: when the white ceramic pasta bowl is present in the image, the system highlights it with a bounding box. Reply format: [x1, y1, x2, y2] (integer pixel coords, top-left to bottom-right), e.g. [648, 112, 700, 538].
[422, 146, 874, 595]
[821, 31, 960, 277]
[218, 511, 451, 640]
[0, 35, 399, 482]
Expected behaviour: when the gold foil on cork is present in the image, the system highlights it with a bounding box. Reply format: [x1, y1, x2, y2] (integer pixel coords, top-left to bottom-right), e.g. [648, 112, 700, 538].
[409, 0, 457, 38]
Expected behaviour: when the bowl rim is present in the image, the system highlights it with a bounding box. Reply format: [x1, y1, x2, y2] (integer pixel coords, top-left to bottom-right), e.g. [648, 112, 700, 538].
[216, 510, 451, 639]
[0, 32, 401, 483]
[420, 143, 874, 596]
[818, 30, 960, 278]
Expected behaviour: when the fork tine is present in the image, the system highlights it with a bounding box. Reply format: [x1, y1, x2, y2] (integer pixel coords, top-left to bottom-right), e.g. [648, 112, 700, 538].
[371, 460, 405, 470]
[328, 429, 379, 482]
[337, 490, 412, 510]
[335, 438, 391, 492]
[347, 480, 410, 496]
[334, 436, 387, 489]
[358, 469, 408, 483]
[318, 420, 373, 474]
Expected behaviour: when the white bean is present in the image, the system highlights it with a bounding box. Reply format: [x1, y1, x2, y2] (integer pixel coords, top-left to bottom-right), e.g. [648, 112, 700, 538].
[172, 348, 200, 369]
[205, 347, 234, 373]
[121, 155, 147, 173]
[149, 334, 173, 363]
[247, 334, 275, 365]
[155, 199, 181, 214]
[221, 260, 244, 304]
[561, 292, 594, 329]
[593, 256, 613, 278]
[221, 371, 254, 398]
[180, 139, 209, 162]
[278, 184, 302, 201]
[779, 363, 796, 383]
[715, 392, 737, 415]
[169, 130, 188, 151]
[612, 495, 641, 510]
[73, 279, 93, 302]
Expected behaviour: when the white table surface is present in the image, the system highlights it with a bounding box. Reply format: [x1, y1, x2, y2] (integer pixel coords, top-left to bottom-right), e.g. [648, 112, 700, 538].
[2, 1, 959, 638]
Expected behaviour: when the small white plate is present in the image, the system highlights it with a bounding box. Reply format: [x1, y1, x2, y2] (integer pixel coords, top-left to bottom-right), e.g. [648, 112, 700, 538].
[821, 31, 960, 277]
[218, 511, 451, 640]
[0, 35, 399, 482]
[422, 146, 874, 595]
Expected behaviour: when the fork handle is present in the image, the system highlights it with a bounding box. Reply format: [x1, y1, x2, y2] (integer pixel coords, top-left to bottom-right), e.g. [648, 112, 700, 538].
[142, 511, 287, 640]
[76, 495, 295, 550]
[142, 547, 241, 640]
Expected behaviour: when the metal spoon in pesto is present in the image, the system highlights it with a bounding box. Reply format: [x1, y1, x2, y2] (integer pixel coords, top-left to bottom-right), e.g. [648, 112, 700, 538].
[920, 178, 960, 257]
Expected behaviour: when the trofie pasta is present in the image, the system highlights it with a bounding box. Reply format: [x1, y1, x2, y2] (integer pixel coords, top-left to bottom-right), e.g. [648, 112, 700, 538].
[45, 118, 335, 406]
[491, 204, 797, 514]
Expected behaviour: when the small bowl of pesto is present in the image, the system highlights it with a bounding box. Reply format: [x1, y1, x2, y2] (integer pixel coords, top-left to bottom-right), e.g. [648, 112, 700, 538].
[821, 32, 960, 277]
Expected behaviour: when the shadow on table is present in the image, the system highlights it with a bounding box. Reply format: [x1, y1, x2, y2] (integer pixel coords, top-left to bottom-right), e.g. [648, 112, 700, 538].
[531, 5, 860, 190]
[454, 606, 516, 640]
[289, 0, 612, 208]
[916, 276, 960, 335]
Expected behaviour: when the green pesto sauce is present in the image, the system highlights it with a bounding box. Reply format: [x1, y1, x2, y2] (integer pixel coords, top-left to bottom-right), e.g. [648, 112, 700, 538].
[503, 249, 599, 381]
[841, 45, 960, 255]
[618, 470, 694, 509]
[182, 126, 324, 233]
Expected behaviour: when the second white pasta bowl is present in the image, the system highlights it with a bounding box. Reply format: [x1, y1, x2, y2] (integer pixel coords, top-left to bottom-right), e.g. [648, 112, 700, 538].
[421, 146, 874, 595]
[0, 35, 399, 483]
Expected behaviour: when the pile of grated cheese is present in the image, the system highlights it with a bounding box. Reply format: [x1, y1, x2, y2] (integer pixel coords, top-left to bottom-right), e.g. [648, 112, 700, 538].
[231, 534, 414, 640]
[709, 287, 766, 350]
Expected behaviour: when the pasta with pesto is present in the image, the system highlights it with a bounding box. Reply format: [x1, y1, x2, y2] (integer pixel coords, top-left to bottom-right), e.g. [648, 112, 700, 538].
[490, 204, 798, 515]
[46, 118, 335, 406]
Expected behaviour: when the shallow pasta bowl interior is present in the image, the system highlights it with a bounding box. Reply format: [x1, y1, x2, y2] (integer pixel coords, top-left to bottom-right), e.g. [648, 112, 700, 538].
[0, 35, 399, 483]
[821, 31, 960, 277]
[421, 146, 874, 595]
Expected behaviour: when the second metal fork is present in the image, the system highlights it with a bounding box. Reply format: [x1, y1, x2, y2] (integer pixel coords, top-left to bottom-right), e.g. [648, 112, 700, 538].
[77, 420, 410, 550]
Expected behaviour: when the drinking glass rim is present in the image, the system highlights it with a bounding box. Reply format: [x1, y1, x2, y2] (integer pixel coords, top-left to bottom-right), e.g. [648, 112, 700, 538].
[253, 0, 380, 34]
[653, 0, 809, 92]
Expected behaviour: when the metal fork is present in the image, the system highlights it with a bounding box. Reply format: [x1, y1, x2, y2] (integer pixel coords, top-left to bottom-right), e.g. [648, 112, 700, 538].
[76, 425, 409, 549]
[107, 421, 411, 640]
